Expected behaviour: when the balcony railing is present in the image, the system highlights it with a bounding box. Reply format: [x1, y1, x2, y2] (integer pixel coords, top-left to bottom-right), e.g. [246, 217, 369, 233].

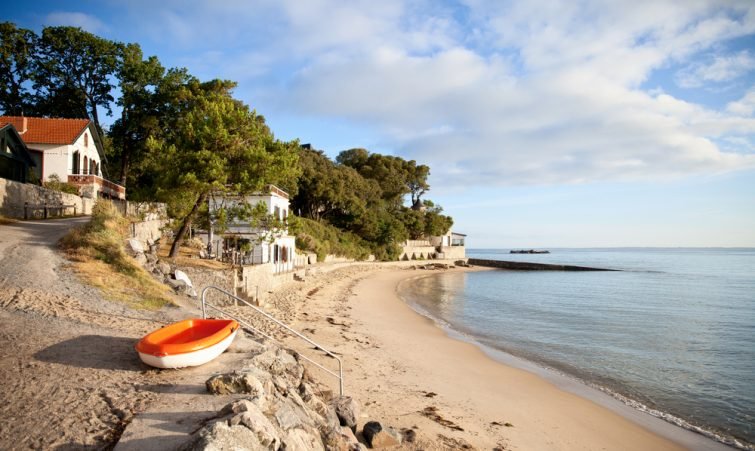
[68, 174, 126, 199]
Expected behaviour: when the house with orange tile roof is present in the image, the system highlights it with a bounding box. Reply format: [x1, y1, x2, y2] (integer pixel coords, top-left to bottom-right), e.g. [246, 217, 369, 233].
[0, 116, 125, 199]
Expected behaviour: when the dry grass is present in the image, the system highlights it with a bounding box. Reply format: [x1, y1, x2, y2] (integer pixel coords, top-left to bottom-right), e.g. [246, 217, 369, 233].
[66, 258, 174, 310]
[0, 214, 18, 225]
[157, 240, 231, 270]
[60, 200, 176, 310]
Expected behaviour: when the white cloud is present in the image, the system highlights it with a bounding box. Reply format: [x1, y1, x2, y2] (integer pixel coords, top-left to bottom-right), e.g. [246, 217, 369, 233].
[44, 12, 107, 33]
[676, 51, 755, 88]
[726, 89, 755, 116]
[117, 0, 755, 186]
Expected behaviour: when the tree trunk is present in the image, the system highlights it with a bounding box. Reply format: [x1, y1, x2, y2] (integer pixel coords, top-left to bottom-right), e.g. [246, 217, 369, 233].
[118, 109, 130, 186]
[169, 191, 208, 258]
[119, 147, 131, 186]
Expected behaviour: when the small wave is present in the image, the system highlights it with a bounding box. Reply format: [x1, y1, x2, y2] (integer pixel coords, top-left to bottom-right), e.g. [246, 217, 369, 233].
[595, 386, 754, 451]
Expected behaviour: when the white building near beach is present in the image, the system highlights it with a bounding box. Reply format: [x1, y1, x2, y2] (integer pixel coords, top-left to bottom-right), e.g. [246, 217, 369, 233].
[0, 116, 125, 199]
[207, 185, 297, 274]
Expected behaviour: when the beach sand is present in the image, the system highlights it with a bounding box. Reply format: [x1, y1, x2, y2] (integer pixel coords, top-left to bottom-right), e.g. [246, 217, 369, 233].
[285, 264, 725, 450]
[0, 219, 725, 451]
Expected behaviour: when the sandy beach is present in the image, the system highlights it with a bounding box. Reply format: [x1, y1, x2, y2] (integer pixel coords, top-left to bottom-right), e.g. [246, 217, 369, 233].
[0, 220, 730, 450]
[283, 264, 731, 450]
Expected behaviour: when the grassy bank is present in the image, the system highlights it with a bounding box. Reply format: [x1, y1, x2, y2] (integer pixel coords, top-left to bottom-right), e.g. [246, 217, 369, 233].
[293, 217, 372, 261]
[59, 200, 175, 309]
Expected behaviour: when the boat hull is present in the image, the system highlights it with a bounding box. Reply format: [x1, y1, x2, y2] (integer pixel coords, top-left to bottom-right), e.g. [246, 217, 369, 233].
[136, 319, 239, 369]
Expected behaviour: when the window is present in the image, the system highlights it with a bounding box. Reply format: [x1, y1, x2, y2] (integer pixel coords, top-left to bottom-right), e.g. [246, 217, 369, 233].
[72, 151, 80, 175]
[84, 133, 89, 147]
[274, 206, 281, 220]
[83, 156, 88, 175]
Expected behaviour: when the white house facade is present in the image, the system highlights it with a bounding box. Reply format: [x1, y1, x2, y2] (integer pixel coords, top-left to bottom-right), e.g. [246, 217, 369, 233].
[207, 185, 297, 273]
[0, 116, 125, 199]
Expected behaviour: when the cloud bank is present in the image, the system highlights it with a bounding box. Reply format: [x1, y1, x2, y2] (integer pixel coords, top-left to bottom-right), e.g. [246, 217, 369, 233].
[107, 1, 755, 185]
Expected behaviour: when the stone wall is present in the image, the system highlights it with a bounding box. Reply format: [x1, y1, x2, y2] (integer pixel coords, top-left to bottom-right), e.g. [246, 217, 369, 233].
[399, 245, 438, 261]
[0, 177, 94, 218]
[239, 263, 294, 306]
[129, 219, 166, 247]
[438, 245, 466, 260]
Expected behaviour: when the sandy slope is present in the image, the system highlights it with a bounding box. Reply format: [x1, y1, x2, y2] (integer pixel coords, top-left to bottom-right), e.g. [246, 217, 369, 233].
[0, 219, 185, 450]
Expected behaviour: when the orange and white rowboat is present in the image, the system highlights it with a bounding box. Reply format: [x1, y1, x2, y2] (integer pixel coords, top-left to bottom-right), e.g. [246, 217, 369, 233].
[136, 318, 239, 368]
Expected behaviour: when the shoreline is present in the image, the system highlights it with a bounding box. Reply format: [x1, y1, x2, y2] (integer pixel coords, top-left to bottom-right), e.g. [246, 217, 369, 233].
[294, 264, 736, 450]
[396, 269, 736, 451]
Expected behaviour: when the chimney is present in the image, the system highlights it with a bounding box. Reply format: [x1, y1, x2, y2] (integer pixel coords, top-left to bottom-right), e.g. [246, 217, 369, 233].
[20, 116, 28, 135]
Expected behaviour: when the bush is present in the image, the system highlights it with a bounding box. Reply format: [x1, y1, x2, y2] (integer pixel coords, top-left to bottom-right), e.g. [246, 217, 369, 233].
[43, 174, 80, 195]
[294, 217, 372, 262]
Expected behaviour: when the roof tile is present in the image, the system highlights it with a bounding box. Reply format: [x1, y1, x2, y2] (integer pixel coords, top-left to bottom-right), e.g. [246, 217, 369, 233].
[0, 116, 91, 145]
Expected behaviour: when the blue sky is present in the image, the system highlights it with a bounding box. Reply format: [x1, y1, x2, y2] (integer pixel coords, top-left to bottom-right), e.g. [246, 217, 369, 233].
[6, 0, 755, 247]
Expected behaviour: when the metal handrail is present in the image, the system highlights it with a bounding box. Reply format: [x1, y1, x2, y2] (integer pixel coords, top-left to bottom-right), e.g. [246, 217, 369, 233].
[201, 285, 344, 396]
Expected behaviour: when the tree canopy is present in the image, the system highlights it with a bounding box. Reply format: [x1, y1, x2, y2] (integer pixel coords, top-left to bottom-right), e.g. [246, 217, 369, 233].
[147, 79, 301, 257]
[294, 147, 452, 260]
[0, 21, 453, 261]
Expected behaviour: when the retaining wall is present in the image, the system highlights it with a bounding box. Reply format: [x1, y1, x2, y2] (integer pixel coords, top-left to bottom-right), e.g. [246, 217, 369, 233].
[438, 246, 466, 260]
[399, 245, 438, 260]
[0, 177, 94, 218]
[239, 263, 294, 306]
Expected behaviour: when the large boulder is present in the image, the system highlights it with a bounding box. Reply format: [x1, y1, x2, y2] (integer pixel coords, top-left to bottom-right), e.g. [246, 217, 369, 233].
[125, 238, 145, 256]
[272, 397, 314, 431]
[165, 278, 188, 291]
[173, 269, 197, 297]
[322, 426, 363, 451]
[251, 348, 304, 390]
[227, 402, 281, 449]
[189, 399, 281, 451]
[362, 421, 401, 449]
[331, 396, 360, 432]
[156, 261, 172, 275]
[188, 421, 261, 451]
[282, 426, 325, 451]
[206, 371, 266, 398]
[174, 269, 193, 287]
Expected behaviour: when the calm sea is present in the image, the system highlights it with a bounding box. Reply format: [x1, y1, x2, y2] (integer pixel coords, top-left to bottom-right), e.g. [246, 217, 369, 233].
[399, 248, 755, 450]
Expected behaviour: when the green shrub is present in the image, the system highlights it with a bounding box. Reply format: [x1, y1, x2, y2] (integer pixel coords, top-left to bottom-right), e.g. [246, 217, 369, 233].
[294, 217, 372, 261]
[43, 174, 80, 195]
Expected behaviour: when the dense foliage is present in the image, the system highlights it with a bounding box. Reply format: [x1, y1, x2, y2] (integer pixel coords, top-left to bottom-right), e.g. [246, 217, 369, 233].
[1, 22, 453, 261]
[291, 148, 452, 261]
